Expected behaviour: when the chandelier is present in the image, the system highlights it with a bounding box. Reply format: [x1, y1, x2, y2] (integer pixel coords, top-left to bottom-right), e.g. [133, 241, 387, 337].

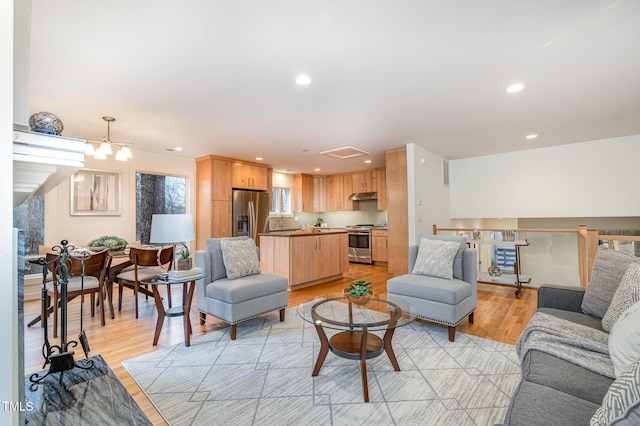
[85, 116, 133, 161]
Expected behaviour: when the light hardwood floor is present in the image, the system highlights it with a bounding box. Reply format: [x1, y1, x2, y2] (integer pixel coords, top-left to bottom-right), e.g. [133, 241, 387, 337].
[23, 264, 537, 425]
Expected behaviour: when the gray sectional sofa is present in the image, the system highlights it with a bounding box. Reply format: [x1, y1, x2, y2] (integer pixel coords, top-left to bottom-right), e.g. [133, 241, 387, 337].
[503, 246, 640, 426]
[503, 284, 613, 425]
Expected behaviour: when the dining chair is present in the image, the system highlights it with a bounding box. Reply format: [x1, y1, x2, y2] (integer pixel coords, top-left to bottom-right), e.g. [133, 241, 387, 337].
[45, 249, 111, 338]
[116, 246, 173, 319]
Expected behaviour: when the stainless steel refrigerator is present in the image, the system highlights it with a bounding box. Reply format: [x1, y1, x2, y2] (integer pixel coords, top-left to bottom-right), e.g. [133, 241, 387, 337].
[232, 189, 270, 244]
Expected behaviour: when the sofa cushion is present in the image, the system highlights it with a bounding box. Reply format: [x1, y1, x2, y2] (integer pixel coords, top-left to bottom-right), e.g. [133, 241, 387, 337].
[420, 234, 467, 280]
[387, 274, 471, 305]
[220, 238, 261, 279]
[591, 359, 640, 426]
[582, 246, 639, 319]
[412, 237, 459, 279]
[538, 307, 603, 331]
[602, 263, 640, 332]
[504, 381, 600, 426]
[205, 273, 288, 304]
[609, 299, 640, 377]
[521, 350, 613, 405]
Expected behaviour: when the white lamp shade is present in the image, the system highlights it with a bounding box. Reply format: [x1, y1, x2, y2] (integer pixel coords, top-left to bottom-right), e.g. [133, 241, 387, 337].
[99, 141, 113, 155]
[115, 148, 128, 161]
[93, 149, 107, 160]
[149, 213, 196, 244]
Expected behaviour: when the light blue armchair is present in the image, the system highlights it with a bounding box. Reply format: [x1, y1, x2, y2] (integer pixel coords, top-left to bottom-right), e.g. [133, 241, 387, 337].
[194, 237, 288, 340]
[387, 235, 477, 342]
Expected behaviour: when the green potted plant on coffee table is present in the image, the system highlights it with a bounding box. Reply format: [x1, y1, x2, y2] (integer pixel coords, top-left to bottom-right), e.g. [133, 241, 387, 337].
[343, 279, 373, 305]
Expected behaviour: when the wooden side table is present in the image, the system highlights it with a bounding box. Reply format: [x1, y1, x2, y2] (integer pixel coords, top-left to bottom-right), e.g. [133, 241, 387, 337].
[140, 274, 203, 347]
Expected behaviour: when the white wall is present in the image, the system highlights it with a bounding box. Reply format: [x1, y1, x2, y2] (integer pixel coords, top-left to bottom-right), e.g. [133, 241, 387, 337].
[449, 134, 640, 218]
[407, 143, 452, 245]
[44, 150, 196, 247]
[3, 1, 19, 423]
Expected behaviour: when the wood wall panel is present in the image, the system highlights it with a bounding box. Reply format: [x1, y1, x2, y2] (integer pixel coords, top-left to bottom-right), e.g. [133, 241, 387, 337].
[385, 147, 408, 275]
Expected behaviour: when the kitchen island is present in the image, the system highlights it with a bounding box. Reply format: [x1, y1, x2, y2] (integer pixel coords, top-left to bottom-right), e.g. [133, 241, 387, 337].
[259, 230, 349, 291]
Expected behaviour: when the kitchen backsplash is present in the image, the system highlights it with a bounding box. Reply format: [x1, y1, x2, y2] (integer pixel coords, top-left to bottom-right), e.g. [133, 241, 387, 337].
[270, 209, 388, 230]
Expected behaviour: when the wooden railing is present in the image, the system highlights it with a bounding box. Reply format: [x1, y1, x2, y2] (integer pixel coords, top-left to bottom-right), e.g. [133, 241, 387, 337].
[433, 224, 640, 287]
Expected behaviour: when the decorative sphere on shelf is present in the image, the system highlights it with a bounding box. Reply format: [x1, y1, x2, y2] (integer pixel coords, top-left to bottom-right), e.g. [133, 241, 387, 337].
[488, 265, 502, 276]
[29, 111, 64, 135]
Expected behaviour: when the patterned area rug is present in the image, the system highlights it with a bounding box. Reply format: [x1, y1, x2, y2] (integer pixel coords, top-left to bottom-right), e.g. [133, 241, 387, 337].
[26, 354, 151, 425]
[122, 308, 519, 425]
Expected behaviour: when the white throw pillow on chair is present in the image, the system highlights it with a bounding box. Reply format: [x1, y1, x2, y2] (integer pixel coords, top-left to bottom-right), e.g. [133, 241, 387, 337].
[412, 237, 459, 280]
[220, 238, 261, 280]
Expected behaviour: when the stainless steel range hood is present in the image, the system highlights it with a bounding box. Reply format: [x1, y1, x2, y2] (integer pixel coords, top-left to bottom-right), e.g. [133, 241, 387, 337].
[13, 127, 86, 207]
[349, 192, 378, 201]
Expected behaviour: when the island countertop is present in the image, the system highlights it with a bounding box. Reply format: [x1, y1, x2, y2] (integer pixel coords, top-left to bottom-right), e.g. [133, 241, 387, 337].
[262, 229, 347, 237]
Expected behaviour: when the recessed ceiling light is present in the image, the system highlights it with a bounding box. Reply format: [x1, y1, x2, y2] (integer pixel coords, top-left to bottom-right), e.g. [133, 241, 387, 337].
[364, 160, 372, 164]
[295, 74, 312, 86]
[525, 134, 538, 140]
[174, 147, 183, 152]
[314, 168, 321, 172]
[506, 83, 525, 93]
[256, 157, 263, 161]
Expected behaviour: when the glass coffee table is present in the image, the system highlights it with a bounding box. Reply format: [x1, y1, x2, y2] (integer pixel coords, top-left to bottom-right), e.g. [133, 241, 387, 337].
[140, 273, 203, 347]
[298, 293, 416, 402]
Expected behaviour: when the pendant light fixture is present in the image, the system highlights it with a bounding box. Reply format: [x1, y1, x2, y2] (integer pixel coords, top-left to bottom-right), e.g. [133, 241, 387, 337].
[85, 116, 134, 161]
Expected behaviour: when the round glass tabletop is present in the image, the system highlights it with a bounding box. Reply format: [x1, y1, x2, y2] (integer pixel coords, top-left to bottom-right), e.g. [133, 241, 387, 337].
[297, 293, 416, 332]
[140, 274, 204, 285]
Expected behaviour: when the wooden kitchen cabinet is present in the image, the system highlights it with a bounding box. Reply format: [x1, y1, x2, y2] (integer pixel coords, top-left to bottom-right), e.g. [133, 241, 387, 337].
[372, 229, 388, 263]
[211, 200, 232, 239]
[197, 156, 232, 202]
[293, 174, 314, 212]
[385, 147, 408, 275]
[232, 162, 268, 190]
[196, 156, 234, 248]
[312, 175, 327, 212]
[291, 235, 343, 285]
[376, 167, 387, 210]
[197, 155, 272, 249]
[326, 174, 353, 211]
[260, 231, 348, 290]
[352, 170, 377, 193]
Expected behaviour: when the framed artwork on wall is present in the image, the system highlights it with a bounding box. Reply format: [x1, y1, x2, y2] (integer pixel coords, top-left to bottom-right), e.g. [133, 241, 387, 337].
[70, 169, 121, 216]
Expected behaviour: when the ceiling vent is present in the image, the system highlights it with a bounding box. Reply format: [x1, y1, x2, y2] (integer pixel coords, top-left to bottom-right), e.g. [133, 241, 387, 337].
[320, 146, 370, 159]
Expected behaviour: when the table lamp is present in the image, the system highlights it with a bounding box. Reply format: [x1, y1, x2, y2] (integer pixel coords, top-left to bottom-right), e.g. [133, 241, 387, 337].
[149, 213, 196, 270]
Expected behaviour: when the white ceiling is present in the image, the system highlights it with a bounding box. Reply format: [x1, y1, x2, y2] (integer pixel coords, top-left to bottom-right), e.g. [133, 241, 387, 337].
[28, 1, 640, 175]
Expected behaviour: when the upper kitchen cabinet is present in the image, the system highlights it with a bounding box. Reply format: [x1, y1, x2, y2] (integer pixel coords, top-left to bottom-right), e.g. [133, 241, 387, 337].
[352, 170, 377, 193]
[313, 175, 327, 212]
[197, 156, 232, 201]
[196, 155, 272, 249]
[376, 167, 387, 210]
[326, 174, 353, 211]
[293, 173, 314, 212]
[232, 162, 269, 190]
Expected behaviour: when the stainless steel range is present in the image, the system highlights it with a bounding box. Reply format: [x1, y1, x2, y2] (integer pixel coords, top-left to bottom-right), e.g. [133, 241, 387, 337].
[346, 224, 373, 264]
